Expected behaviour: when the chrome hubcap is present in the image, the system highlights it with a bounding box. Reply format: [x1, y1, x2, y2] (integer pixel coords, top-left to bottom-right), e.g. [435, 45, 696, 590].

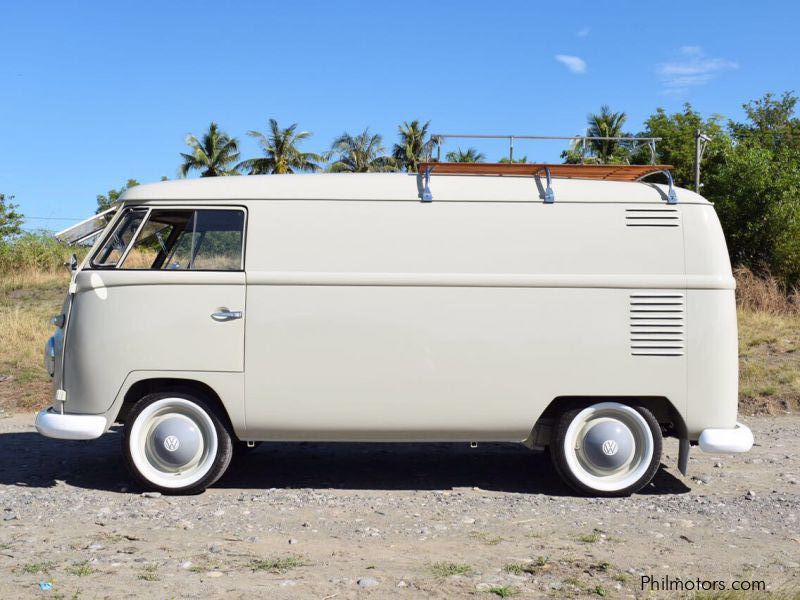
[147, 415, 204, 470]
[579, 418, 636, 472]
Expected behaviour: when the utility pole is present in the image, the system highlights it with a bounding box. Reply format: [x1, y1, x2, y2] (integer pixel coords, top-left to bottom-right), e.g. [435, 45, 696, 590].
[694, 130, 712, 193]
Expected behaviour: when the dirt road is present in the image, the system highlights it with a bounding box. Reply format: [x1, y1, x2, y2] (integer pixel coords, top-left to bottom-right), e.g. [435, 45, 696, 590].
[0, 414, 798, 598]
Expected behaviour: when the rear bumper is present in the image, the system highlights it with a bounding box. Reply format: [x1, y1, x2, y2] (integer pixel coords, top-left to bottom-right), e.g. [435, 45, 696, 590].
[698, 422, 753, 454]
[35, 408, 107, 440]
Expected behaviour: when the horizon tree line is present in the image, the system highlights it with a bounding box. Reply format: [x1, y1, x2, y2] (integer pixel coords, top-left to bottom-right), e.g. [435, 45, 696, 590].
[177, 118, 530, 178]
[2, 91, 798, 286]
[173, 103, 696, 179]
[179, 118, 435, 178]
[168, 91, 800, 286]
[101, 90, 800, 285]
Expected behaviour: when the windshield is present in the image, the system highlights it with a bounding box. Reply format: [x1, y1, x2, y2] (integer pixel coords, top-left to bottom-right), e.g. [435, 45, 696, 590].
[54, 206, 118, 245]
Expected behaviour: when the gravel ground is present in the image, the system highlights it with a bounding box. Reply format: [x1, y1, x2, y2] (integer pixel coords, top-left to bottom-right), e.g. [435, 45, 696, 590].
[0, 414, 798, 599]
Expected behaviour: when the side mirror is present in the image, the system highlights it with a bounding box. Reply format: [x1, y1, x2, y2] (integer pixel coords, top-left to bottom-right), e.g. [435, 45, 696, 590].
[64, 253, 79, 272]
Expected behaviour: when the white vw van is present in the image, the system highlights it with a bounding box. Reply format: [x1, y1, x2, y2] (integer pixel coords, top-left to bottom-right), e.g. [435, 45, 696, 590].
[36, 163, 753, 496]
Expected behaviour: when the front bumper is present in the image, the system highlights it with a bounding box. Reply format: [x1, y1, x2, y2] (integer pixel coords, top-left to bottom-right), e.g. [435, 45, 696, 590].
[698, 422, 753, 454]
[35, 408, 107, 440]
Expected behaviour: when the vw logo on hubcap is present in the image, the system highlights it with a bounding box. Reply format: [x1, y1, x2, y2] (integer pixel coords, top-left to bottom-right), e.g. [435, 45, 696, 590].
[601, 440, 618, 456]
[163, 435, 180, 452]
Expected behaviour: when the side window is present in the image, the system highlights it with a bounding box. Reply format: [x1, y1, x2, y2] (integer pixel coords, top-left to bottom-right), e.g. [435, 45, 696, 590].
[122, 210, 194, 269]
[116, 208, 245, 271]
[188, 210, 245, 270]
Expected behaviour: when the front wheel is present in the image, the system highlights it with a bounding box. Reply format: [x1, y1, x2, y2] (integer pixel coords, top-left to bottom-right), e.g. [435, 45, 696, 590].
[122, 392, 233, 495]
[551, 402, 662, 497]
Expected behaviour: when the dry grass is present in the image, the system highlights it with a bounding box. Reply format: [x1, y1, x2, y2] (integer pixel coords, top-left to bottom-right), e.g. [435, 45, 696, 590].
[121, 248, 157, 268]
[248, 555, 311, 573]
[0, 268, 798, 415]
[738, 309, 800, 414]
[734, 269, 800, 414]
[0, 270, 68, 411]
[431, 561, 473, 577]
[0, 268, 68, 295]
[735, 267, 800, 315]
[120, 249, 239, 270]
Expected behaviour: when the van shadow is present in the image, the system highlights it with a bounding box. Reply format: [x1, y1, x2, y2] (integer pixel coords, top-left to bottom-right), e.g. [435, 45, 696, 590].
[0, 427, 690, 496]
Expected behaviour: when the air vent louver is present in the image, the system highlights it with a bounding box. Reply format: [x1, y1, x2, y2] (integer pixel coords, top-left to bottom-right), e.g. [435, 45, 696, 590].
[625, 208, 680, 227]
[630, 293, 685, 356]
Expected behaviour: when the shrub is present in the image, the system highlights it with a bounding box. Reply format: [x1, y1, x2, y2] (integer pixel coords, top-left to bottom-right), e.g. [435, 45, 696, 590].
[708, 144, 800, 287]
[0, 232, 86, 275]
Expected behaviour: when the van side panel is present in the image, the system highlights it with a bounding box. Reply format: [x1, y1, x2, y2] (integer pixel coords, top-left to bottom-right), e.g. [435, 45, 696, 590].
[243, 285, 687, 441]
[242, 200, 689, 441]
[244, 200, 684, 276]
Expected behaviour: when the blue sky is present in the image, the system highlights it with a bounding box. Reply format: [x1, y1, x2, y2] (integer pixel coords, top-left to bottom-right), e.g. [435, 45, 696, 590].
[1, 0, 798, 228]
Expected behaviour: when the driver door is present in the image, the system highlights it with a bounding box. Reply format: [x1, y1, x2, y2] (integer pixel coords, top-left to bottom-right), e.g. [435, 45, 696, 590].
[63, 207, 247, 414]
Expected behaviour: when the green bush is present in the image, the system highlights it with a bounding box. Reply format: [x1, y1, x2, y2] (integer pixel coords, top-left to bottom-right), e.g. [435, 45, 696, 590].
[0, 232, 86, 274]
[637, 92, 800, 287]
[708, 144, 800, 286]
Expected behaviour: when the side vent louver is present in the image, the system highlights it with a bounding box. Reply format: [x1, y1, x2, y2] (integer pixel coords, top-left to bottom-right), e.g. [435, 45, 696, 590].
[630, 293, 685, 356]
[625, 208, 680, 227]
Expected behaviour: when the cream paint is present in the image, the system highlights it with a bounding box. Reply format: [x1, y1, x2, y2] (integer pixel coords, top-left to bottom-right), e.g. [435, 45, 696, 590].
[242, 285, 687, 440]
[63, 270, 245, 415]
[88, 272, 108, 300]
[47, 173, 738, 443]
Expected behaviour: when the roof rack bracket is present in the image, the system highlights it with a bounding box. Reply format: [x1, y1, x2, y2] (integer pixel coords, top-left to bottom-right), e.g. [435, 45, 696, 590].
[664, 170, 678, 204]
[421, 166, 434, 202]
[543, 167, 555, 203]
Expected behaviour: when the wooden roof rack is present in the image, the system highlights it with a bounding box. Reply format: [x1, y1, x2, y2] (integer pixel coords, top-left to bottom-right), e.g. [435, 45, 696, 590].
[417, 162, 677, 204]
[417, 162, 671, 181]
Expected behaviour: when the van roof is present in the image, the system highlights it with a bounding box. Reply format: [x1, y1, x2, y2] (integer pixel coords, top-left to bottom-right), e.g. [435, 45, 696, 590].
[120, 172, 708, 205]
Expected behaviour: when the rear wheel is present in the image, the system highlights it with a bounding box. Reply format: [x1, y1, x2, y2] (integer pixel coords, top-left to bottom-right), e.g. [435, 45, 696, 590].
[122, 392, 233, 495]
[551, 402, 662, 497]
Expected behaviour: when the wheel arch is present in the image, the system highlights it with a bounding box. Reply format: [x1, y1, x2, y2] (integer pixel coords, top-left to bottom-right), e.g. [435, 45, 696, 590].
[526, 396, 687, 448]
[116, 377, 235, 435]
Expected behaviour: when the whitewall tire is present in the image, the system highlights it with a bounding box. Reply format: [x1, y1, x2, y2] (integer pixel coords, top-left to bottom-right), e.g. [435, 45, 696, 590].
[551, 402, 662, 497]
[122, 392, 233, 495]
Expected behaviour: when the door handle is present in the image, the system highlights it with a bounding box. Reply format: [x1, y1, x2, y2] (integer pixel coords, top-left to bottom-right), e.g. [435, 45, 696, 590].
[211, 310, 243, 321]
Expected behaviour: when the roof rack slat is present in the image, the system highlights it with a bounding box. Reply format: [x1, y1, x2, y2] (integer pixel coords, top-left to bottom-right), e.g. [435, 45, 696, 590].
[417, 162, 672, 182]
[415, 162, 677, 203]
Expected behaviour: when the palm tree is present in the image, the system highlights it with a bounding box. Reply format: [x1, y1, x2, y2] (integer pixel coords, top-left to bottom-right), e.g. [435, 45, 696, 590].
[180, 122, 241, 177]
[499, 156, 529, 164]
[586, 105, 628, 162]
[237, 119, 324, 174]
[392, 120, 437, 172]
[328, 129, 397, 173]
[445, 147, 486, 163]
